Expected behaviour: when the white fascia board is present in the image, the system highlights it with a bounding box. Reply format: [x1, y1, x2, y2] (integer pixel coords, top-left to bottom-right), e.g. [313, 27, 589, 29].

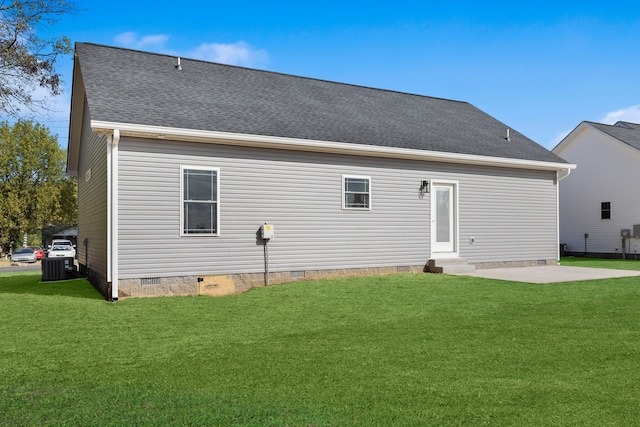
[66, 63, 86, 176]
[554, 121, 640, 159]
[91, 120, 576, 172]
[552, 121, 591, 155]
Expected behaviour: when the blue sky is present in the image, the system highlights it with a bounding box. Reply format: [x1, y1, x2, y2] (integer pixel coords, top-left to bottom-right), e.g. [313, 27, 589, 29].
[32, 0, 640, 150]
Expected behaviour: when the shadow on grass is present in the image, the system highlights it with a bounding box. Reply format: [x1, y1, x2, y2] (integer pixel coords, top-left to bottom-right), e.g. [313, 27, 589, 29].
[0, 271, 103, 300]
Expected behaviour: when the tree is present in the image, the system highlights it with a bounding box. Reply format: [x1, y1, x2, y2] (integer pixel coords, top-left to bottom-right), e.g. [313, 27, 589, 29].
[0, 120, 76, 252]
[0, 0, 75, 116]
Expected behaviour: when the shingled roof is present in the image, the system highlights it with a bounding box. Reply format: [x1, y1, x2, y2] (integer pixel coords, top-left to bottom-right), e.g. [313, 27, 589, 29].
[71, 42, 566, 165]
[587, 121, 640, 151]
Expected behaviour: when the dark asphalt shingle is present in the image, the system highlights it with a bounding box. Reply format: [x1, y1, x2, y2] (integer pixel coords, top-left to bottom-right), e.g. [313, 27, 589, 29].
[588, 121, 640, 151]
[75, 42, 567, 164]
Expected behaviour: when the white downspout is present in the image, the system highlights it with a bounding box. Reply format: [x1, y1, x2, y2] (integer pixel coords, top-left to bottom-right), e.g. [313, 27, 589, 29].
[107, 129, 120, 301]
[556, 168, 572, 261]
[557, 168, 571, 182]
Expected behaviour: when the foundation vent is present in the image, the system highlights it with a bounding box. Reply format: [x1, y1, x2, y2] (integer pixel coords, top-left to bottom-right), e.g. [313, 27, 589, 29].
[140, 277, 161, 286]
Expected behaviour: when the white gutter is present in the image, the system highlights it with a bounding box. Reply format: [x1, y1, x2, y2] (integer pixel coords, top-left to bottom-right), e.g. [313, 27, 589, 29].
[106, 129, 120, 301]
[92, 121, 577, 173]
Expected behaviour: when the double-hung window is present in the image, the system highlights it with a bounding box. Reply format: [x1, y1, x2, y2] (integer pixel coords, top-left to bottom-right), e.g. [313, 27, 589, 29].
[601, 202, 611, 220]
[342, 175, 371, 210]
[181, 166, 219, 235]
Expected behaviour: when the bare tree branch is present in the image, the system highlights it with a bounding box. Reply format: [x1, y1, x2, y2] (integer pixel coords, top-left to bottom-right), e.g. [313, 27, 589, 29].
[0, 0, 76, 116]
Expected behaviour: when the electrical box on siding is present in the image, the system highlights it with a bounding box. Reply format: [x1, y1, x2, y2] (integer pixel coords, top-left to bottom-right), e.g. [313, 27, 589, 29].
[634, 225, 640, 238]
[261, 223, 274, 239]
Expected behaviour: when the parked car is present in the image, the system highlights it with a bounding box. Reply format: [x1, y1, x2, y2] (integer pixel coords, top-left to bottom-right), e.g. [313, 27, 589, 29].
[47, 243, 75, 258]
[48, 239, 76, 258]
[29, 246, 45, 260]
[10, 248, 37, 263]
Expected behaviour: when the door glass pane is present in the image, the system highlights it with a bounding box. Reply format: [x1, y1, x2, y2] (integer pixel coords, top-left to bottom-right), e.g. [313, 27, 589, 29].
[436, 188, 450, 243]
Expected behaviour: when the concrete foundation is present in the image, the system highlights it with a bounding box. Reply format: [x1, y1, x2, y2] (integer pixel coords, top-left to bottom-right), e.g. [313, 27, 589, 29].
[96, 259, 561, 300]
[474, 259, 558, 269]
[116, 265, 425, 299]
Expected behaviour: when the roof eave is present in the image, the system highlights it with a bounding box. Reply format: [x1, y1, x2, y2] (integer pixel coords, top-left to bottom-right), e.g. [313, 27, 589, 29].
[554, 121, 640, 156]
[552, 121, 611, 156]
[91, 120, 575, 172]
[66, 52, 85, 177]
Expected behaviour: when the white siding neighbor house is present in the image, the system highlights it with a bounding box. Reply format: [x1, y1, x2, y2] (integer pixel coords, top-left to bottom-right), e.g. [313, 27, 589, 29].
[67, 43, 574, 300]
[553, 121, 640, 257]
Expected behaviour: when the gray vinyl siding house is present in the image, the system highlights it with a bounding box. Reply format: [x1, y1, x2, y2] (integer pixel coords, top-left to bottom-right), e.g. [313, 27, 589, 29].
[67, 43, 574, 300]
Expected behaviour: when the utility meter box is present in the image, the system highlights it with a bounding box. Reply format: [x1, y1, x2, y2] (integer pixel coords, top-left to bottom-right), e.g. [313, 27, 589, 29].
[261, 223, 274, 239]
[634, 224, 640, 238]
[622, 229, 631, 238]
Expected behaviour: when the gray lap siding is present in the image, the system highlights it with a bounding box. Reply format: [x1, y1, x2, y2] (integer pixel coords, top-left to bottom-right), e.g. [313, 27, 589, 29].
[76, 102, 109, 295]
[459, 168, 558, 263]
[116, 137, 558, 280]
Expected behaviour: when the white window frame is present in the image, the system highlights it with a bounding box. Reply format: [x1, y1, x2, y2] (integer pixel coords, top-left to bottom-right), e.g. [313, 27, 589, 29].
[342, 174, 372, 210]
[180, 166, 220, 236]
[601, 201, 611, 220]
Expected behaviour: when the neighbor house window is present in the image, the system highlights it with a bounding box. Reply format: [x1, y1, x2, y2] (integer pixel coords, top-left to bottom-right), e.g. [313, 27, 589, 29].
[601, 202, 611, 220]
[343, 175, 371, 210]
[181, 166, 219, 235]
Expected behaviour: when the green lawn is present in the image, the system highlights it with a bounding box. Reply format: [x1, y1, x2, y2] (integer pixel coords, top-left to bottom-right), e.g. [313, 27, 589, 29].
[1, 269, 640, 426]
[560, 256, 640, 270]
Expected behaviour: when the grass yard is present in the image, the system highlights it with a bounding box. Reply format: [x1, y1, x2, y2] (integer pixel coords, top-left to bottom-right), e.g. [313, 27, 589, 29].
[560, 256, 640, 271]
[1, 269, 640, 426]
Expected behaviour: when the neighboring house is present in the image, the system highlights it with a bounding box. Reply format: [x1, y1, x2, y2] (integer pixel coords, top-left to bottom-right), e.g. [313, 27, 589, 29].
[67, 43, 574, 300]
[553, 121, 640, 257]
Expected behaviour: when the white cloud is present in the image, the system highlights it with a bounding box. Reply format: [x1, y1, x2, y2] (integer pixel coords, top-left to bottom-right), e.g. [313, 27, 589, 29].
[114, 32, 170, 50]
[7, 84, 69, 122]
[600, 104, 640, 125]
[112, 34, 268, 68]
[189, 41, 268, 67]
[29, 86, 72, 147]
[549, 129, 572, 148]
[114, 32, 137, 46]
[138, 34, 170, 48]
[4, 84, 73, 148]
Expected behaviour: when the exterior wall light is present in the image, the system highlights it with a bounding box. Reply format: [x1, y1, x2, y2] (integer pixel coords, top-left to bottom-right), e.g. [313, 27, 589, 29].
[419, 180, 430, 194]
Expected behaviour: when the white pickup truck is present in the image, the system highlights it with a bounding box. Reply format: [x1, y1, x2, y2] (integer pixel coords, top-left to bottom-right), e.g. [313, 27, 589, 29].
[48, 239, 76, 258]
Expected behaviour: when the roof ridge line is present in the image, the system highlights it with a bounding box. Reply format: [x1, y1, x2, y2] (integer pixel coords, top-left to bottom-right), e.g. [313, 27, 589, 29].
[585, 120, 640, 128]
[76, 41, 471, 106]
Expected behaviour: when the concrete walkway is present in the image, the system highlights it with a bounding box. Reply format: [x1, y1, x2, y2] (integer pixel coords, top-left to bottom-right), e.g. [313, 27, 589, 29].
[452, 265, 640, 284]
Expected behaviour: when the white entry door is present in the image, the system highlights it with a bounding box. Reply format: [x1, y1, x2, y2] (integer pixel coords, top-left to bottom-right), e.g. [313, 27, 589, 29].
[431, 182, 458, 256]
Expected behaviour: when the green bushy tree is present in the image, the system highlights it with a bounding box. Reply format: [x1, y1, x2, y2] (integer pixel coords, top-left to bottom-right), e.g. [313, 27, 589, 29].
[0, 120, 76, 252]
